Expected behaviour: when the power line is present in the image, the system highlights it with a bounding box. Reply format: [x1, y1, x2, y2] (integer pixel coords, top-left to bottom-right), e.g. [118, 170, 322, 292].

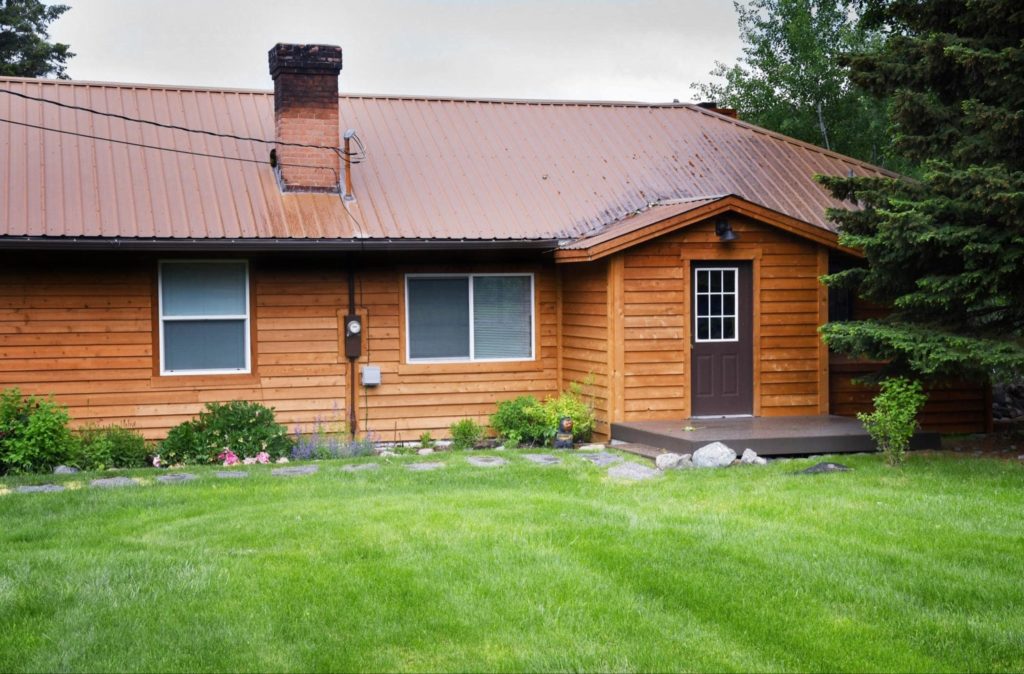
[0, 88, 365, 158]
[0, 116, 357, 169]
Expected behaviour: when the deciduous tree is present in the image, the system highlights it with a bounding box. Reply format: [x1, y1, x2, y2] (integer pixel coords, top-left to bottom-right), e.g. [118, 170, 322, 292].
[0, 0, 73, 79]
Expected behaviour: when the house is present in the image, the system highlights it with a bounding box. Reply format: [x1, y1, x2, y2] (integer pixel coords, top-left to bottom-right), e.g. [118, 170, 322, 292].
[0, 43, 990, 442]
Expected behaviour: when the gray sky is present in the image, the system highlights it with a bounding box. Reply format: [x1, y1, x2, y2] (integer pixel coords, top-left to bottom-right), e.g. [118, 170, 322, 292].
[48, 0, 742, 102]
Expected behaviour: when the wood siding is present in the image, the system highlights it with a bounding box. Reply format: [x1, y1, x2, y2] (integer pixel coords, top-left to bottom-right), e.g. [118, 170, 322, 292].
[559, 260, 611, 437]
[615, 216, 825, 420]
[0, 254, 559, 442]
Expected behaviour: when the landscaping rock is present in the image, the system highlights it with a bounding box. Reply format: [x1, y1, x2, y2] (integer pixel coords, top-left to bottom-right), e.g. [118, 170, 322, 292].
[434, 440, 453, 449]
[377, 450, 399, 458]
[216, 471, 248, 479]
[692, 442, 737, 468]
[607, 462, 660, 481]
[156, 473, 197, 483]
[417, 447, 434, 456]
[578, 452, 623, 467]
[579, 443, 606, 451]
[91, 477, 138, 489]
[655, 453, 683, 470]
[467, 456, 507, 468]
[741, 449, 768, 465]
[800, 462, 852, 474]
[15, 484, 65, 493]
[405, 462, 445, 472]
[53, 465, 78, 474]
[340, 463, 380, 472]
[522, 453, 561, 465]
[678, 453, 693, 468]
[271, 465, 319, 477]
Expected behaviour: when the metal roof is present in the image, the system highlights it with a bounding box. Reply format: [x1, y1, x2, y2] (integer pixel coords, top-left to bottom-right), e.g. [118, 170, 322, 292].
[0, 76, 894, 244]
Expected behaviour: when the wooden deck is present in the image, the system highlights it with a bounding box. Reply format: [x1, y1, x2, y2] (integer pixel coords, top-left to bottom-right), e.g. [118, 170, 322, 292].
[611, 415, 941, 457]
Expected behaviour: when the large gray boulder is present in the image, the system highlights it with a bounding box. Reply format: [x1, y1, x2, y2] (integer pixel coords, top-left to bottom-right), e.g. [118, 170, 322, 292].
[741, 449, 768, 465]
[692, 442, 737, 468]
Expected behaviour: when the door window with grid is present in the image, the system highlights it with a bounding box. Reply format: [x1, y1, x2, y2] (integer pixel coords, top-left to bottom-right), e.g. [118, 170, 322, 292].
[695, 267, 738, 342]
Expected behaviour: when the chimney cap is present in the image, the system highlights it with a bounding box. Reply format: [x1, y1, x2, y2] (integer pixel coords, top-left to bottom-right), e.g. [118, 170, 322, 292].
[269, 43, 342, 79]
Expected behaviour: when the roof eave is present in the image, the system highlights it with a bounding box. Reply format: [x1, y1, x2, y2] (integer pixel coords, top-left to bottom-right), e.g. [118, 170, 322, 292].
[0, 236, 561, 252]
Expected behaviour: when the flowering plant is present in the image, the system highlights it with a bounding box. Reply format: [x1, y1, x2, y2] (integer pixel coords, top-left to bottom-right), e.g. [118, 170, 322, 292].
[218, 449, 239, 466]
[151, 455, 162, 468]
[255, 451, 270, 464]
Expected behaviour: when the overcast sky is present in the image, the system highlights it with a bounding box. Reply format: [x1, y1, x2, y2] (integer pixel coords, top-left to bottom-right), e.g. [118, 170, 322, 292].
[48, 0, 742, 102]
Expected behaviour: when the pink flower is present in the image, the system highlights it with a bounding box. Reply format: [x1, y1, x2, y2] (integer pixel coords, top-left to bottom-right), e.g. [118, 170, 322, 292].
[152, 455, 162, 468]
[218, 450, 239, 466]
[255, 452, 270, 464]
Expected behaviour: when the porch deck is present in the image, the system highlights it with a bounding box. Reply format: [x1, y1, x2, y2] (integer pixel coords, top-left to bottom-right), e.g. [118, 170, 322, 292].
[610, 415, 941, 457]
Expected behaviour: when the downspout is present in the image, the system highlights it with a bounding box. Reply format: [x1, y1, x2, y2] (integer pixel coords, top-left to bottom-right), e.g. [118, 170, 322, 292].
[348, 267, 358, 435]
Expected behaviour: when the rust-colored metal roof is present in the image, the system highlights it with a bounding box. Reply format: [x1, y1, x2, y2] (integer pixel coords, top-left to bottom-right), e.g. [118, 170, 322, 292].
[0, 76, 894, 243]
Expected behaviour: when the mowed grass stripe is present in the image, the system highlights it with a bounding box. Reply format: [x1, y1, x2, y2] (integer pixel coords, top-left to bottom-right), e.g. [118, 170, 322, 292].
[0, 453, 1022, 672]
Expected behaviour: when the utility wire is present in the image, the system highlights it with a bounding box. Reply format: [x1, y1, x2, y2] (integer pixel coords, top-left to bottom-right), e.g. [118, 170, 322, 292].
[0, 88, 365, 159]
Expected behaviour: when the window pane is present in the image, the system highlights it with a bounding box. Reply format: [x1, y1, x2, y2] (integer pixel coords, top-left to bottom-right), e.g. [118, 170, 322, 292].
[164, 320, 246, 371]
[697, 317, 709, 340]
[710, 294, 722, 316]
[722, 317, 736, 339]
[473, 276, 531, 359]
[696, 271, 709, 292]
[710, 271, 722, 292]
[162, 262, 247, 316]
[711, 318, 723, 339]
[723, 294, 735, 316]
[723, 271, 735, 292]
[408, 278, 470, 359]
[697, 295, 709, 317]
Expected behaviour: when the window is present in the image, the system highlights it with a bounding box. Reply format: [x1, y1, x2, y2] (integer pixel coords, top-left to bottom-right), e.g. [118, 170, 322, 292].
[159, 261, 250, 375]
[405, 274, 534, 362]
[695, 267, 738, 342]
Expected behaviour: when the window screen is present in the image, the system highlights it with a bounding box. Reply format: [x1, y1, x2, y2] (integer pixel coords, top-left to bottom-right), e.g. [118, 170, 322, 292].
[160, 261, 250, 374]
[407, 274, 533, 362]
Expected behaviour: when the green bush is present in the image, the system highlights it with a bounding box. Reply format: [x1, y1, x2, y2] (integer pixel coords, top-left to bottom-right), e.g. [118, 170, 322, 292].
[449, 418, 485, 450]
[541, 381, 595, 442]
[0, 387, 75, 475]
[858, 377, 928, 466]
[73, 424, 150, 470]
[159, 401, 292, 465]
[489, 382, 596, 446]
[489, 395, 549, 445]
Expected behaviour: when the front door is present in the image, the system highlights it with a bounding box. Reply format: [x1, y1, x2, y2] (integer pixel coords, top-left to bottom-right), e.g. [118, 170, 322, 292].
[691, 262, 753, 416]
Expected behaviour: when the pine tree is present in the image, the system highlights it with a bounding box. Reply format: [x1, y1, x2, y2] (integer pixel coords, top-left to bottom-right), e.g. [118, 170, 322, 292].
[0, 0, 73, 79]
[817, 0, 1024, 382]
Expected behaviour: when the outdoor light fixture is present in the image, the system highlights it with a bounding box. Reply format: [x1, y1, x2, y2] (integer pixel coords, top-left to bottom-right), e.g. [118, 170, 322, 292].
[715, 218, 738, 242]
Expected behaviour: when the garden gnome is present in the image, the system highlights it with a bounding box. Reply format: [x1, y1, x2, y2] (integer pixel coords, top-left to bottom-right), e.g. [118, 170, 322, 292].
[554, 416, 574, 449]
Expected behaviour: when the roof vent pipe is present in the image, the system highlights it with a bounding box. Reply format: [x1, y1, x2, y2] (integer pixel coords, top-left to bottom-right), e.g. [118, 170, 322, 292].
[343, 128, 356, 201]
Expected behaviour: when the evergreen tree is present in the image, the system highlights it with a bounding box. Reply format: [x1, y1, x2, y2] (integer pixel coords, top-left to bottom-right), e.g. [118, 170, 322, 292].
[692, 0, 893, 165]
[0, 0, 73, 79]
[817, 0, 1024, 382]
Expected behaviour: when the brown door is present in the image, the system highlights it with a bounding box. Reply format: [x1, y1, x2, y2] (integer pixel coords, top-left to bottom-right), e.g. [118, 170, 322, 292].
[691, 262, 753, 416]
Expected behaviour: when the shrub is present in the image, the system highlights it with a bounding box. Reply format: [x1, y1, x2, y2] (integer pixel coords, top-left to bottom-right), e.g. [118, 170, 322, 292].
[73, 424, 150, 470]
[0, 388, 75, 475]
[159, 401, 292, 465]
[858, 377, 927, 466]
[450, 418, 485, 450]
[541, 381, 595, 442]
[418, 431, 434, 449]
[489, 395, 549, 445]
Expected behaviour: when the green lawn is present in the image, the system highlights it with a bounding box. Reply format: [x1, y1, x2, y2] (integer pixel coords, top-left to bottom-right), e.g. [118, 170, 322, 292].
[1, 451, 1022, 673]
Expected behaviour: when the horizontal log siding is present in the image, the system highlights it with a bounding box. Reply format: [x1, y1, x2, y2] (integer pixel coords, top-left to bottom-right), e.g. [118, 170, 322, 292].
[620, 217, 824, 419]
[0, 256, 559, 442]
[559, 261, 610, 438]
[356, 264, 559, 442]
[0, 256, 346, 440]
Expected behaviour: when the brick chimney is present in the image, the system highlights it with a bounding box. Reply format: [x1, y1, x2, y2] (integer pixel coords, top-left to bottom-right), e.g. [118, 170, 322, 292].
[268, 43, 343, 192]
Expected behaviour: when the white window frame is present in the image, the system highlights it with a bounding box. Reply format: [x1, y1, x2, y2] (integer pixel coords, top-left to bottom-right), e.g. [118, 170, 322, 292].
[694, 266, 740, 344]
[405, 272, 536, 364]
[158, 259, 251, 376]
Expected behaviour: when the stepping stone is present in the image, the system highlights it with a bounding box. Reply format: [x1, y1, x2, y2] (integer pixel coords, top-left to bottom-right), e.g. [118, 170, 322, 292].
[522, 454, 561, 465]
[53, 465, 78, 474]
[156, 473, 197, 483]
[15, 484, 65, 493]
[216, 471, 248, 479]
[467, 456, 507, 468]
[405, 462, 445, 472]
[607, 462, 660, 481]
[272, 464, 319, 477]
[91, 477, 138, 489]
[339, 463, 380, 472]
[579, 444, 606, 451]
[799, 462, 852, 474]
[578, 452, 623, 467]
